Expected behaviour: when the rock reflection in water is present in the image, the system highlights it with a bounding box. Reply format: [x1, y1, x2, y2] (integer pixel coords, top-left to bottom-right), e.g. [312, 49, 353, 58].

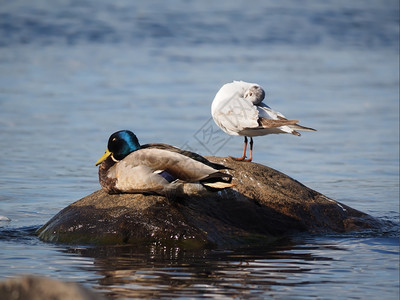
[64, 239, 334, 299]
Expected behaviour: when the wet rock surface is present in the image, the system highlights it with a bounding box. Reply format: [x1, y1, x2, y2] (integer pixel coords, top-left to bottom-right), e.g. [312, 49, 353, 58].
[0, 275, 107, 300]
[37, 157, 381, 247]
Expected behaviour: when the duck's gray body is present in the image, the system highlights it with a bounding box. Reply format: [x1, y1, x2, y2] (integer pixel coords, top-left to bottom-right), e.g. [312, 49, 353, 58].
[99, 144, 231, 196]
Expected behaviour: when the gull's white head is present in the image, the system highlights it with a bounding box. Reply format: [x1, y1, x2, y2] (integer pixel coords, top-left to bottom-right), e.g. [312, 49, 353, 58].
[244, 85, 265, 105]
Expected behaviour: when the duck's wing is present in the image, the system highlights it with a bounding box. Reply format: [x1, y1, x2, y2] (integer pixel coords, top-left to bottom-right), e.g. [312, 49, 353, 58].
[109, 164, 171, 195]
[121, 148, 230, 182]
[141, 143, 229, 170]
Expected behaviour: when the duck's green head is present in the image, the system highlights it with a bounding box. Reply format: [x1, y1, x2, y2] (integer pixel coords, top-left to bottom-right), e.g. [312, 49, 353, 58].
[95, 130, 140, 166]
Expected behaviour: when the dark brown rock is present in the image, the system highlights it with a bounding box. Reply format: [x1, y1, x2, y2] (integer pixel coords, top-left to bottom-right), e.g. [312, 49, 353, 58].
[0, 275, 107, 300]
[37, 157, 381, 247]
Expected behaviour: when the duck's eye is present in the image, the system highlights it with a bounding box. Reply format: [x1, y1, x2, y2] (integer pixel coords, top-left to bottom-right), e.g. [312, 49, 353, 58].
[112, 137, 117, 142]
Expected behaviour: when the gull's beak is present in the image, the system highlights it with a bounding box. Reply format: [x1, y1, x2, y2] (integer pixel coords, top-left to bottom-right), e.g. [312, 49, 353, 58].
[95, 148, 111, 166]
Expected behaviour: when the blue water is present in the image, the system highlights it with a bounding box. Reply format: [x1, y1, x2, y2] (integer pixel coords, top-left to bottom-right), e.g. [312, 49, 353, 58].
[0, 0, 399, 299]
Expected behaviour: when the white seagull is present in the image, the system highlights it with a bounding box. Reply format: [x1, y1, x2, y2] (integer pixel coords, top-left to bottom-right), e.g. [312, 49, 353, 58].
[211, 81, 316, 162]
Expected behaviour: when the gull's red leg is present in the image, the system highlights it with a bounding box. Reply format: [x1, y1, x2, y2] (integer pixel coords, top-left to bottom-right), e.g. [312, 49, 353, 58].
[230, 136, 248, 161]
[243, 137, 253, 162]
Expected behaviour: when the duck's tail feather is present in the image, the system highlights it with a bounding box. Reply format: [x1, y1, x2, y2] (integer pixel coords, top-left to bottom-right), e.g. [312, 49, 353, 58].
[202, 171, 232, 182]
[200, 172, 233, 190]
[203, 181, 234, 189]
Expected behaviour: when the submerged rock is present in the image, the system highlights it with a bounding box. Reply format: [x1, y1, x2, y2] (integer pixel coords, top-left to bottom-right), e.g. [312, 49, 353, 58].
[37, 157, 380, 247]
[0, 275, 107, 300]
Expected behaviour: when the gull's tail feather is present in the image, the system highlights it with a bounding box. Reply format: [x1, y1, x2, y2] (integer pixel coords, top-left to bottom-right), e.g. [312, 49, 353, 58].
[259, 118, 300, 129]
[275, 115, 317, 134]
[290, 124, 317, 132]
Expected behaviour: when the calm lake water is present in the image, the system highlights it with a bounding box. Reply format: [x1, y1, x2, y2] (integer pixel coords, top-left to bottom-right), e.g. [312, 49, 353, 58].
[0, 0, 399, 299]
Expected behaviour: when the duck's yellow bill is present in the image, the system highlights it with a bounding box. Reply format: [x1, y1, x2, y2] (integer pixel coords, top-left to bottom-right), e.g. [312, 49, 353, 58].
[95, 148, 111, 166]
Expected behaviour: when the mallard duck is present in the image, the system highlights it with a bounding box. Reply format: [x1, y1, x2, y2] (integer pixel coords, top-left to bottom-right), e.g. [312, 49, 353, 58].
[211, 81, 316, 162]
[95, 130, 232, 196]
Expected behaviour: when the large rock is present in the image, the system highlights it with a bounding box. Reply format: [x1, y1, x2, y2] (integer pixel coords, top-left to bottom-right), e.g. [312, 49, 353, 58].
[37, 157, 380, 247]
[0, 275, 107, 300]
